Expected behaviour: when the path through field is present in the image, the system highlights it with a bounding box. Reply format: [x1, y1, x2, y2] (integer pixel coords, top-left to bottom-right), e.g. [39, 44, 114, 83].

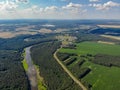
[53, 47, 87, 90]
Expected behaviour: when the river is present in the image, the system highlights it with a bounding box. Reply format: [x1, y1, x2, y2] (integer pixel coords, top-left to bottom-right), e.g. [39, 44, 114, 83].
[25, 47, 38, 90]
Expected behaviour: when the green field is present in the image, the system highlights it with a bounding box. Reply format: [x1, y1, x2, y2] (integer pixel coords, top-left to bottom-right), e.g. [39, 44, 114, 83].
[82, 61, 120, 90]
[60, 41, 120, 56]
[59, 41, 120, 90]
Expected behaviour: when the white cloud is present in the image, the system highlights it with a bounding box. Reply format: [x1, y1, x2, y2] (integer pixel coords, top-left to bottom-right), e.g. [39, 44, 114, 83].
[89, 0, 99, 2]
[0, 0, 18, 12]
[62, 2, 82, 9]
[90, 1, 120, 10]
[44, 6, 58, 12]
[62, 3, 87, 16]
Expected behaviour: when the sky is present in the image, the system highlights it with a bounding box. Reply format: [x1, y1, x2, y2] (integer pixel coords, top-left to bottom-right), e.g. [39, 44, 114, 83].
[0, 0, 120, 19]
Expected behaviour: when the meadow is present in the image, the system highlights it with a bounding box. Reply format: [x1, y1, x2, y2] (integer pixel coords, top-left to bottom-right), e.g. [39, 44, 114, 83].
[81, 61, 120, 90]
[60, 41, 120, 56]
[59, 41, 120, 90]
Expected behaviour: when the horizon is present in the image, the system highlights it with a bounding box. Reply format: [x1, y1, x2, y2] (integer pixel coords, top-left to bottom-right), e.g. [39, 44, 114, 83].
[0, 19, 120, 20]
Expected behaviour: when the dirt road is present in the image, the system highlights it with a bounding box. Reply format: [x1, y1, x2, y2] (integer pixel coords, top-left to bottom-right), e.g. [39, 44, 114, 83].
[53, 48, 87, 90]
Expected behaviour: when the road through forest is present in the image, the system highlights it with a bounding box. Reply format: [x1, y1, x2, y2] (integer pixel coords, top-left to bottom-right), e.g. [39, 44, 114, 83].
[53, 47, 87, 90]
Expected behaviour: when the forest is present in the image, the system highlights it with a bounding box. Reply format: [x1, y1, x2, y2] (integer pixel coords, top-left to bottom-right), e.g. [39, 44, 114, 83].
[0, 50, 29, 90]
[30, 41, 82, 90]
[0, 34, 57, 90]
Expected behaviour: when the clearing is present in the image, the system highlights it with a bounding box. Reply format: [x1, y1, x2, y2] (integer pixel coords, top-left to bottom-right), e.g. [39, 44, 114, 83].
[98, 25, 120, 28]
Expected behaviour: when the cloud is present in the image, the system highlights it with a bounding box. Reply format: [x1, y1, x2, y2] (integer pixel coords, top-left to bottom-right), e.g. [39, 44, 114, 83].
[90, 1, 120, 10]
[0, 0, 18, 12]
[62, 2, 83, 13]
[24, 5, 58, 12]
[44, 6, 58, 12]
[62, 2, 82, 9]
[89, 0, 100, 2]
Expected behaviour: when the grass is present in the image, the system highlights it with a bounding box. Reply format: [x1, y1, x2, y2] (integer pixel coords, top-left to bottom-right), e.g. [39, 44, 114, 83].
[81, 61, 120, 90]
[22, 51, 28, 71]
[60, 41, 120, 56]
[34, 65, 47, 90]
[22, 59, 28, 71]
[59, 41, 120, 90]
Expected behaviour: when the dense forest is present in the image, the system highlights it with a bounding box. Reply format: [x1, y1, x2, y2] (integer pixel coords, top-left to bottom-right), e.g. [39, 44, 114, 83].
[31, 41, 82, 90]
[0, 34, 57, 90]
[0, 50, 29, 90]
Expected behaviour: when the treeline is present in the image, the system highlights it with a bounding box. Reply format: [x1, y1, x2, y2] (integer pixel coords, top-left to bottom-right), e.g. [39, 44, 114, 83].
[56, 52, 91, 89]
[0, 34, 56, 51]
[31, 41, 82, 90]
[64, 57, 77, 66]
[57, 52, 76, 61]
[68, 58, 91, 89]
[92, 54, 120, 67]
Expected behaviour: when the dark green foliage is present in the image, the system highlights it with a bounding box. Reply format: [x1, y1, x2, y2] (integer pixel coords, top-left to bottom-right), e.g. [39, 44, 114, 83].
[0, 34, 55, 90]
[82, 81, 92, 90]
[78, 59, 85, 66]
[64, 82, 81, 90]
[31, 41, 82, 90]
[65, 57, 77, 66]
[0, 34, 56, 51]
[57, 52, 77, 61]
[57, 52, 91, 86]
[79, 68, 91, 79]
[0, 50, 29, 90]
[92, 54, 120, 67]
[63, 44, 77, 49]
[57, 52, 70, 61]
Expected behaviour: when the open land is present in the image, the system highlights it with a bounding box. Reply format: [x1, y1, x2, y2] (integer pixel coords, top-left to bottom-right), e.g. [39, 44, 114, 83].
[60, 41, 120, 56]
[101, 35, 120, 40]
[98, 25, 120, 28]
[59, 41, 120, 90]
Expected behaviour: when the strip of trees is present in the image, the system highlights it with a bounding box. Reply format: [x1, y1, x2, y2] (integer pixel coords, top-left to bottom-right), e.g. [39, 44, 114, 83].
[31, 41, 82, 90]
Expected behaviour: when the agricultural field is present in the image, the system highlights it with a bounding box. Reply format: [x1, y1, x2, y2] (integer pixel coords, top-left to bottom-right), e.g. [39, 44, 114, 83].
[60, 41, 120, 56]
[81, 61, 120, 90]
[58, 41, 120, 90]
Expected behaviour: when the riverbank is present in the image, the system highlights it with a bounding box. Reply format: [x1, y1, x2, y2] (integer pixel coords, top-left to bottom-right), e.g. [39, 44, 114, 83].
[22, 46, 46, 90]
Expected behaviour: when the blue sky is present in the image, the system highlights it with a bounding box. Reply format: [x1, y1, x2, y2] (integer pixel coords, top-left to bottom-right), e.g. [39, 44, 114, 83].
[0, 0, 120, 19]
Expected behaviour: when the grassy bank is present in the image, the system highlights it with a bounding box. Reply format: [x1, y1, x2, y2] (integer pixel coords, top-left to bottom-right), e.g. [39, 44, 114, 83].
[22, 51, 28, 71]
[34, 65, 47, 90]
